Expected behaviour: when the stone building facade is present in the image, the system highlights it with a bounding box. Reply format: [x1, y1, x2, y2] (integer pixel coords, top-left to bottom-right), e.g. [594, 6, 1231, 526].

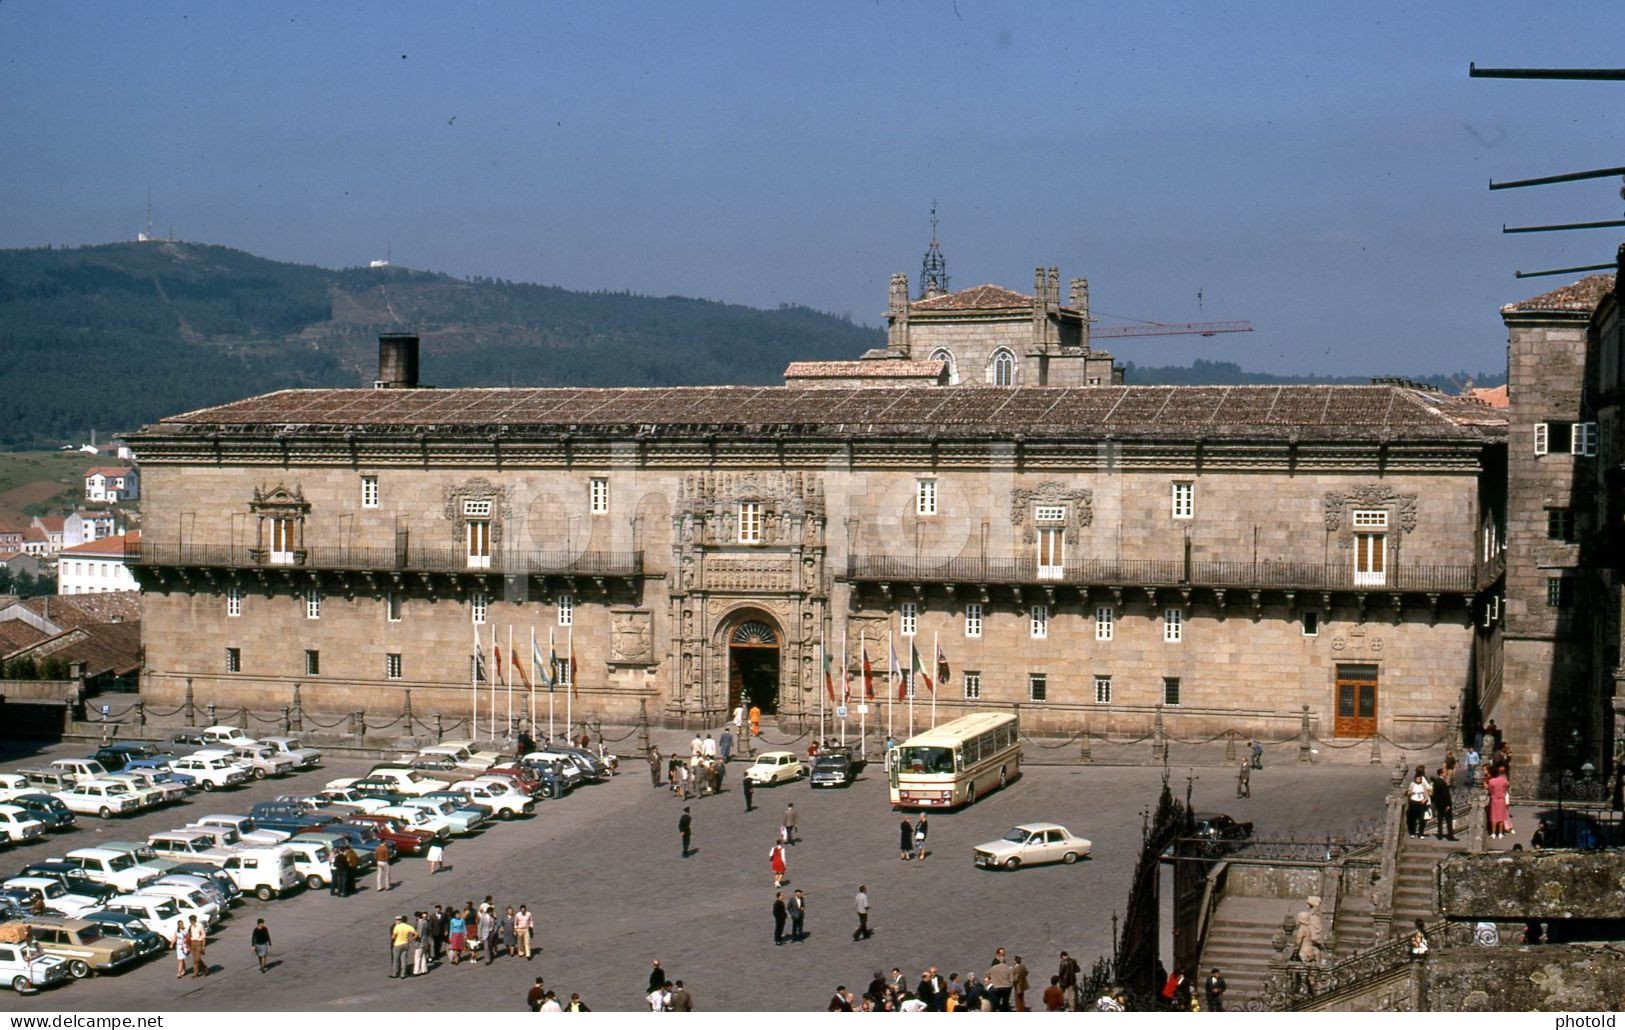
[128, 337, 1506, 744]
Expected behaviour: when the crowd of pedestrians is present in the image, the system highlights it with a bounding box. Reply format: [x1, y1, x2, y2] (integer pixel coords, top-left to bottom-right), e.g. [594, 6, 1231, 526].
[383, 896, 539, 979]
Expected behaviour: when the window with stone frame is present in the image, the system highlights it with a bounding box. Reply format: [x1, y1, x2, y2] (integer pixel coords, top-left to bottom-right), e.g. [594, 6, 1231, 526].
[1163, 676, 1181, 706]
[992, 349, 1015, 387]
[1035, 505, 1065, 580]
[590, 477, 609, 515]
[226, 586, 241, 618]
[1546, 577, 1573, 608]
[1163, 607, 1182, 643]
[1028, 673, 1047, 702]
[361, 475, 379, 509]
[916, 478, 937, 516]
[464, 499, 492, 569]
[963, 670, 981, 700]
[1095, 606, 1114, 641]
[304, 649, 320, 676]
[472, 591, 488, 625]
[1094, 675, 1112, 704]
[225, 647, 241, 673]
[557, 593, 573, 627]
[738, 501, 763, 543]
[305, 588, 321, 620]
[1352, 509, 1388, 586]
[900, 601, 918, 637]
[1030, 604, 1048, 639]
[386, 590, 402, 622]
[1547, 507, 1575, 543]
[385, 653, 403, 680]
[1171, 481, 1194, 519]
[964, 603, 982, 638]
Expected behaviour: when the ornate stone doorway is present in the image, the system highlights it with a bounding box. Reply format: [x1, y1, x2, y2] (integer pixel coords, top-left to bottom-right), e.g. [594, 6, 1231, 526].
[727, 617, 781, 715]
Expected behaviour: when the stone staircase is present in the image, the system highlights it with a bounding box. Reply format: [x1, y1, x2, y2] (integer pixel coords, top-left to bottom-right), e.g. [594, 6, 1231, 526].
[1199, 896, 1300, 1007]
[1392, 834, 1470, 931]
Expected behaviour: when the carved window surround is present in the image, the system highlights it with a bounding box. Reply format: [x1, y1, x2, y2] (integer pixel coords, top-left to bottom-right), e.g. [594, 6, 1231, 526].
[249, 483, 310, 565]
[443, 478, 514, 550]
[1010, 483, 1094, 544]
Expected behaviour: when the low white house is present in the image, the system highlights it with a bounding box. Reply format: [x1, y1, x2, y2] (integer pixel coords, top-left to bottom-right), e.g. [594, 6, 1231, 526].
[57, 531, 140, 595]
[84, 467, 139, 503]
[64, 510, 117, 547]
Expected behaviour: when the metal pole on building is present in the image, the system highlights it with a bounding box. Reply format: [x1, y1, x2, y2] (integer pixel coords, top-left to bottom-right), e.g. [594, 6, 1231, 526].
[840, 628, 848, 748]
[528, 625, 537, 735]
[931, 630, 938, 729]
[819, 637, 826, 747]
[471, 624, 479, 740]
[548, 627, 557, 743]
[886, 627, 895, 744]
[506, 624, 514, 740]
[489, 622, 498, 742]
[566, 625, 574, 744]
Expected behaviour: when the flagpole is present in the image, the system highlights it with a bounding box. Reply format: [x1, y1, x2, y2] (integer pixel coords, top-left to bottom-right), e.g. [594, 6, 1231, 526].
[547, 627, 556, 742]
[859, 630, 867, 761]
[818, 637, 826, 747]
[908, 642, 915, 738]
[471, 623, 479, 739]
[886, 626, 894, 745]
[528, 625, 536, 735]
[840, 628, 848, 749]
[507, 625, 514, 739]
[566, 625, 574, 744]
[931, 630, 938, 729]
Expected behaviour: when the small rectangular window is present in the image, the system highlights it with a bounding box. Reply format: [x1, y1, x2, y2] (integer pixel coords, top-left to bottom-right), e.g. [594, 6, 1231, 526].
[1163, 608, 1182, 643]
[1172, 481, 1194, 519]
[386, 591, 402, 622]
[360, 475, 379, 509]
[1302, 611, 1320, 636]
[963, 671, 981, 701]
[463, 498, 493, 518]
[900, 601, 918, 637]
[1547, 508, 1575, 542]
[1095, 606, 1114, 641]
[1094, 675, 1112, 704]
[1573, 422, 1597, 456]
[738, 501, 763, 543]
[1030, 604, 1048, 639]
[1163, 676, 1181, 706]
[590, 477, 609, 515]
[385, 653, 402, 680]
[964, 603, 982, 638]
[472, 591, 488, 626]
[225, 647, 241, 674]
[306, 588, 321, 620]
[1351, 509, 1388, 529]
[1035, 505, 1066, 522]
[226, 586, 241, 618]
[555, 654, 573, 688]
[1028, 673, 1047, 702]
[917, 478, 937, 516]
[1546, 577, 1573, 608]
[1534, 422, 1548, 456]
[557, 593, 572, 627]
[304, 649, 320, 676]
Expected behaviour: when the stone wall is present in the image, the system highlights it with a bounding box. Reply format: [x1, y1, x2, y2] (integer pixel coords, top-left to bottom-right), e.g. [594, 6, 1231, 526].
[1422, 944, 1625, 1011]
[1437, 850, 1625, 921]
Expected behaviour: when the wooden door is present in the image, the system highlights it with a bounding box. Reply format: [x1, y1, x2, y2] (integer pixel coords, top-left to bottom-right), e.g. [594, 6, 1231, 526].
[1334, 664, 1379, 737]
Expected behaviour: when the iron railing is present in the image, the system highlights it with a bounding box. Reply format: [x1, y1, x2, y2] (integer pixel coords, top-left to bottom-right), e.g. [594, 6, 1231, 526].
[127, 540, 643, 578]
[846, 554, 1478, 593]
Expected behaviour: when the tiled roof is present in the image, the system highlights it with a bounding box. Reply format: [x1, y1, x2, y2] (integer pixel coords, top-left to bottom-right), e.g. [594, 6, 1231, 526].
[784, 361, 946, 378]
[910, 284, 1034, 311]
[1467, 385, 1509, 409]
[1501, 274, 1614, 314]
[18, 591, 141, 631]
[85, 466, 134, 478]
[0, 620, 47, 655]
[5, 621, 142, 676]
[32, 516, 64, 533]
[61, 530, 139, 557]
[149, 384, 1505, 439]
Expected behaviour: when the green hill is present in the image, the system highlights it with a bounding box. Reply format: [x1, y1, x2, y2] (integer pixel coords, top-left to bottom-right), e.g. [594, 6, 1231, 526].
[0, 241, 885, 446]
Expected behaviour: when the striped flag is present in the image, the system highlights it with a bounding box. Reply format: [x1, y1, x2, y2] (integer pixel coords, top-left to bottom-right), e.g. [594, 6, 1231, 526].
[935, 643, 951, 685]
[822, 647, 836, 701]
[535, 633, 555, 691]
[473, 629, 487, 682]
[511, 642, 532, 689]
[568, 632, 578, 698]
[910, 642, 933, 694]
[889, 639, 904, 699]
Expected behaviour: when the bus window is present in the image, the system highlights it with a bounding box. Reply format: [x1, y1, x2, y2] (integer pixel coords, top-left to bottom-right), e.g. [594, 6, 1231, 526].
[965, 738, 980, 765]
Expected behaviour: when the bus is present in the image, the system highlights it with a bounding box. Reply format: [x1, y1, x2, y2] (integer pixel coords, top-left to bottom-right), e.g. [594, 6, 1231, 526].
[887, 711, 1021, 809]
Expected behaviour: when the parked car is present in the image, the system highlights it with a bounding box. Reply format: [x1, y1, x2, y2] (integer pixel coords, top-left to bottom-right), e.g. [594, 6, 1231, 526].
[257, 736, 323, 769]
[144, 830, 234, 865]
[110, 768, 189, 804]
[401, 796, 485, 835]
[291, 831, 379, 870]
[96, 773, 167, 809]
[810, 747, 863, 788]
[168, 755, 249, 791]
[16, 769, 76, 795]
[1190, 812, 1255, 843]
[355, 767, 451, 796]
[18, 916, 142, 978]
[170, 724, 254, 748]
[374, 805, 453, 841]
[340, 814, 432, 855]
[452, 779, 535, 819]
[0, 935, 70, 994]
[152, 872, 233, 911]
[279, 839, 336, 890]
[0, 804, 47, 843]
[743, 751, 805, 786]
[52, 780, 144, 819]
[62, 847, 164, 893]
[217, 847, 300, 901]
[314, 787, 396, 814]
[75, 909, 166, 961]
[518, 755, 583, 792]
[1, 878, 102, 918]
[221, 744, 298, 779]
[0, 793, 74, 832]
[973, 823, 1093, 870]
[422, 789, 494, 822]
[0, 774, 26, 793]
[121, 759, 196, 793]
[91, 743, 175, 772]
[99, 895, 183, 943]
[128, 883, 220, 928]
[417, 740, 504, 773]
[48, 758, 112, 786]
[480, 764, 545, 798]
[16, 862, 98, 894]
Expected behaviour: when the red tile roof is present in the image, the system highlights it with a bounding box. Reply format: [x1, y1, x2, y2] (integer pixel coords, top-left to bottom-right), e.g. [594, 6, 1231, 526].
[1467, 385, 1509, 409]
[17, 591, 140, 630]
[1502, 274, 1614, 314]
[85, 466, 134, 479]
[60, 530, 139, 557]
[910, 284, 1034, 311]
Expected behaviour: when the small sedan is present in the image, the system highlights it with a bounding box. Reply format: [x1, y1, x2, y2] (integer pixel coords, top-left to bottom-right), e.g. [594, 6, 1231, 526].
[973, 822, 1092, 870]
[743, 751, 804, 786]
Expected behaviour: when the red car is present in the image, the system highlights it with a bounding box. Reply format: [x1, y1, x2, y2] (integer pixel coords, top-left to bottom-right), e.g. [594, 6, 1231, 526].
[483, 765, 544, 798]
[343, 813, 435, 855]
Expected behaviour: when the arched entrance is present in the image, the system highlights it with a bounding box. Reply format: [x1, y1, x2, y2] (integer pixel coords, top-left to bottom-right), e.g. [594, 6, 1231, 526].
[727, 617, 781, 715]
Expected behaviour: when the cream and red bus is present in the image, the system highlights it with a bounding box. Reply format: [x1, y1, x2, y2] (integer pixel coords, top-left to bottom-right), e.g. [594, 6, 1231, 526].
[887, 711, 1020, 809]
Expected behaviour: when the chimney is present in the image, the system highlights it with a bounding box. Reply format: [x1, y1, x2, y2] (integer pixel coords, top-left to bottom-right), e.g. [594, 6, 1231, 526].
[1069, 277, 1090, 318]
[376, 333, 420, 389]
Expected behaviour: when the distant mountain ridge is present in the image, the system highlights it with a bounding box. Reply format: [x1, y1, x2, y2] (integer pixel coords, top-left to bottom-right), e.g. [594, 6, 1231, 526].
[0, 241, 1504, 446]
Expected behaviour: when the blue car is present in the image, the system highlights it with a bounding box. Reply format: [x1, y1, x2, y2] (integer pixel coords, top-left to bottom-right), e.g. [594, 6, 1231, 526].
[124, 758, 196, 790]
[3, 793, 75, 831]
[78, 909, 166, 959]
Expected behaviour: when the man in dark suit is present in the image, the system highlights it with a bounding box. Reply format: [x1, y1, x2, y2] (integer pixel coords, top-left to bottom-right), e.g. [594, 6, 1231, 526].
[789, 889, 806, 942]
[828, 986, 852, 1012]
[772, 892, 788, 945]
[1432, 766, 1455, 840]
[670, 980, 694, 1011]
[678, 807, 692, 857]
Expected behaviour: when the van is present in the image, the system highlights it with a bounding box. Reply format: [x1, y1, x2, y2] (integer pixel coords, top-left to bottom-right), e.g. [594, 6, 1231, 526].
[217, 847, 299, 901]
[48, 758, 110, 786]
[17, 769, 75, 794]
[280, 839, 335, 890]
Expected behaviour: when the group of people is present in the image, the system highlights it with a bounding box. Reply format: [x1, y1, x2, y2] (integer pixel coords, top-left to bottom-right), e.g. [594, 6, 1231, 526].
[825, 949, 1046, 1012]
[526, 977, 592, 1012]
[897, 813, 928, 861]
[643, 960, 697, 1011]
[385, 897, 538, 978]
[648, 731, 737, 799]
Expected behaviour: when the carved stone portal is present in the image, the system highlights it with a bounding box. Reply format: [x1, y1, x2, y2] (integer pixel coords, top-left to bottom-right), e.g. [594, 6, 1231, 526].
[1010, 482, 1094, 543]
[1322, 485, 1418, 533]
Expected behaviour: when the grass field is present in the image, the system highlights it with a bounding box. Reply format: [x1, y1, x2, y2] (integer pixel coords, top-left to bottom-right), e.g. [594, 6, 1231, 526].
[0, 449, 98, 524]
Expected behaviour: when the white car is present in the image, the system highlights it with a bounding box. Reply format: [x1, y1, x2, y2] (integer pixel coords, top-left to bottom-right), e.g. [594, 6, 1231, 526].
[129, 883, 220, 927]
[223, 744, 298, 779]
[49, 758, 112, 786]
[107, 769, 189, 804]
[101, 895, 183, 943]
[743, 751, 805, 786]
[281, 839, 336, 890]
[52, 779, 143, 819]
[0, 937, 69, 994]
[0, 803, 46, 843]
[259, 736, 323, 769]
[146, 830, 234, 865]
[62, 847, 164, 893]
[415, 740, 503, 773]
[356, 767, 449, 796]
[315, 787, 396, 814]
[170, 755, 250, 791]
[99, 773, 168, 809]
[453, 779, 535, 819]
[2, 877, 99, 917]
[375, 805, 453, 840]
[972, 822, 1093, 870]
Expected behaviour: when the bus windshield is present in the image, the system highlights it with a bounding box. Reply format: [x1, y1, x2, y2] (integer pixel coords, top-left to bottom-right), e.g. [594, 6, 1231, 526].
[898, 746, 956, 774]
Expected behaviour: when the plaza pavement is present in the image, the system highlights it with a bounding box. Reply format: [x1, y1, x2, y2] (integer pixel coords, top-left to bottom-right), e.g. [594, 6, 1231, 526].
[1, 734, 1394, 1012]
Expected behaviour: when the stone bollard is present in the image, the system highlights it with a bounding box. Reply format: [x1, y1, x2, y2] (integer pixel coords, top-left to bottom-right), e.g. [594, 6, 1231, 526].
[434, 713, 444, 742]
[1369, 730, 1383, 765]
[184, 678, 196, 727]
[1225, 729, 1237, 763]
[206, 701, 217, 726]
[401, 690, 414, 732]
[134, 700, 145, 729]
[351, 711, 365, 737]
[637, 699, 651, 757]
[281, 706, 291, 735]
[290, 683, 304, 732]
[1079, 729, 1093, 764]
[237, 706, 248, 730]
[1152, 705, 1167, 764]
[1298, 704, 1313, 764]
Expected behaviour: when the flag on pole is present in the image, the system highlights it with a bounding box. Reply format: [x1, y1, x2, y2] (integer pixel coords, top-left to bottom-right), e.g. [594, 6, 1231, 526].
[568, 631, 578, 698]
[889, 638, 904, 700]
[861, 639, 875, 699]
[841, 643, 852, 706]
[473, 630, 487, 682]
[910, 641, 934, 693]
[539, 631, 557, 691]
[935, 643, 951, 685]
[493, 642, 503, 676]
[822, 647, 836, 701]
[511, 642, 532, 689]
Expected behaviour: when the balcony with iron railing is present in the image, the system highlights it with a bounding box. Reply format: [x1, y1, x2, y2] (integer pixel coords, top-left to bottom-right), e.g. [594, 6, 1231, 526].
[127, 540, 643, 578]
[845, 554, 1480, 594]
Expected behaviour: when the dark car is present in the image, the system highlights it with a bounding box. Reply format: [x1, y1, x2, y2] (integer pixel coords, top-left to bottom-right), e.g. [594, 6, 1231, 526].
[164, 862, 242, 903]
[515, 759, 572, 799]
[123, 759, 195, 790]
[17, 862, 98, 892]
[320, 822, 399, 859]
[91, 743, 175, 772]
[342, 814, 432, 855]
[424, 790, 494, 821]
[810, 748, 864, 788]
[1191, 812, 1254, 841]
[4, 793, 76, 831]
[76, 909, 166, 959]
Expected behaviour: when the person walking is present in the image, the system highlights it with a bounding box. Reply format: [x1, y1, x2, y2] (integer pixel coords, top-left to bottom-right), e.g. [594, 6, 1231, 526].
[500, 906, 517, 959]
[1205, 968, 1227, 1011]
[899, 816, 914, 861]
[679, 806, 693, 857]
[648, 745, 663, 788]
[702, 734, 717, 759]
[1487, 764, 1512, 838]
[913, 814, 929, 861]
[413, 911, 430, 974]
[514, 904, 534, 959]
[188, 914, 208, 977]
[1432, 766, 1456, 840]
[447, 909, 467, 965]
[789, 888, 806, 942]
[249, 918, 271, 973]
[1465, 745, 1481, 787]
[853, 885, 871, 940]
[770, 841, 788, 887]
[720, 727, 734, 762]
[783, 802, 799, 844]
[426, 840, 446, 874]
[1056, 951, 1081, 1010]
[1405, 768, 1431, 838]
[1236, 759, 1251, 798]
[772, 891, 788, 945]
[1250, 739, 1264, 769]
[478, 904, 498, 965]
[173, 920, 189, 978]
[388, 915, 415, 978]
[1012, 955, 1030, 1012]
[375, 840, 392, 891]
[742, 773, 754, 811]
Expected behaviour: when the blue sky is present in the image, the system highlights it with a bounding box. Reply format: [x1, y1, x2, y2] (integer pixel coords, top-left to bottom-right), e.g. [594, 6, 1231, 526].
[1, 1, 1618, 376]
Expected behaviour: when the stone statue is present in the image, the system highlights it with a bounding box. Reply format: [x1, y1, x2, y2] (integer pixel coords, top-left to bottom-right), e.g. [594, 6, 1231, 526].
[1291, 895, 1325, 963]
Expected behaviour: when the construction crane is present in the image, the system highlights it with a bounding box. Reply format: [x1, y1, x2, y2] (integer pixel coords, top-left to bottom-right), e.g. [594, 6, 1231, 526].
[1089, 320, 1253, 340]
